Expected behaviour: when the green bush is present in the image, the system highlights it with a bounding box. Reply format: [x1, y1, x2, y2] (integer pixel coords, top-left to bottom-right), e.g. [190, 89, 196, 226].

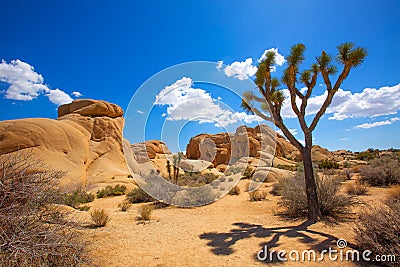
[277, 173, 354, 220]
[318, 159, 339, 170]
[64, 187, 95, 208]
[126, 187, 155, 203]
[356, 148, 378, 161]
[96, 184, 127, 198]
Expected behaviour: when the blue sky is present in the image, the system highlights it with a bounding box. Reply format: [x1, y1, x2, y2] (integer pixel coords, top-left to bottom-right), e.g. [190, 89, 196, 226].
[0, 0, 399, 152]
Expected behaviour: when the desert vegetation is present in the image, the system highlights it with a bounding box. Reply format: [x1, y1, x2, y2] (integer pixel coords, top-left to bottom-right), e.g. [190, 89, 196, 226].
[90, 208, 111, 227]
[0, 152, 87, 266]
[96, 184, 127, 198]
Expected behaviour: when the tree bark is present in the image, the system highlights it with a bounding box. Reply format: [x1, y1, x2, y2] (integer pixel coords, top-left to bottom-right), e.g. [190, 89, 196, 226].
[302, 133, 322, 221]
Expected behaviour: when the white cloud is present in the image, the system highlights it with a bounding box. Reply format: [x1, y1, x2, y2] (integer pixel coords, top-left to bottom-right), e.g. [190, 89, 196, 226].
[354, 117, 400, 129]
[161, 113, 167, 117]
[339, 138, 348, 141]
[72, 91, 82, 97]
[0, 59, 77, 105]
[46, 89, 73, 105]
[218, 48, 285, 80]
[154, 77, 260, 127]
[137, 110, 144, 114]
[223, 58, 257, 80]
[258, 48, 286, 72]
[277, 128, 298, 136]
[280, 84, 400, 121]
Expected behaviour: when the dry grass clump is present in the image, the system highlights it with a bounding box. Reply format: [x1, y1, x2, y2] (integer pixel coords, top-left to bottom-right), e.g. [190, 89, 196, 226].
[138, 204, 154, 222]
[228, 185, 241, 195]
[249, 190, 267, 201]
[346, 180, 369, 195]
[0, 151, 87, 266]
[277, 172, 355, 220]
[90, 209, 111, 227]
[354, 203, 400, 267]
[118, 200, 132, 212]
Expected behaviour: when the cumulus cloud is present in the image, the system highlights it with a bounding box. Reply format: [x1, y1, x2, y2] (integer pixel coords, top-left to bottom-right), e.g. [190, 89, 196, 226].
[280, 84, 400, 121]
[217, 48, 285, 80]
[137, 110, 144, 114]
[154, 77, 259, 127]
[223, 58, 257, 80]
[354, 117, 400, 129]
[72, 91, 82, 97]
[46, 89, 73, 105]
[0, 59, 77, 105]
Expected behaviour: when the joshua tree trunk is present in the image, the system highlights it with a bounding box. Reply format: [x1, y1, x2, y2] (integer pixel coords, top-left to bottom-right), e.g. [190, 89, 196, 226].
[302, 133, 322, 221]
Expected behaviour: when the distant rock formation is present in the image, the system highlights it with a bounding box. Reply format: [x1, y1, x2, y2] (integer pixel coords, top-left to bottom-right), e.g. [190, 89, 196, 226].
[186, 125, 298, 167]
[130, 140, 171, 164]
[186, 124, 335, 167]
[0, 99, 131, 187]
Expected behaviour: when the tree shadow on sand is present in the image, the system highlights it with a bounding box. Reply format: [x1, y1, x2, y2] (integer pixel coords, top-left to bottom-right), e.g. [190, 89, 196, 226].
[199, 220, 372, 265]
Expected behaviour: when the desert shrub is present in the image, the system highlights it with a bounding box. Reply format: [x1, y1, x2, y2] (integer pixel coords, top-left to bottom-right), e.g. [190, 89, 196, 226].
[243, 166, 254, 178]
[386, 185, 400, 210]
[296, 163, 304, 172]
[77, 205, 91, 211]
[270, 177, 291, 196]
[225, 166, 245, 176]
[278, 173, 354, 220]
[318, 159, 339, 170]
[354, 204, 400, 267]
[356, 148, 378, 161]
[64, 186, 95, 208]
[0, 152, 86, 266]
[172, 186, 216, 206]
[346, 181, 369, 195]
[276, 164, 297, 171]
[176, 172, 218, 187]
[90, 209, 110, 227]
[138, 204, 153, 221]
[249, 190, 267, 201]
[228, 177, 234, 182]
[360, 157, 400, 186]
[342, 168, 353, 180]
[228, 185, 241, 195]
[96, 184, 127, 198]
[118, 200, 132, 212]
[126, 187, 155, 203]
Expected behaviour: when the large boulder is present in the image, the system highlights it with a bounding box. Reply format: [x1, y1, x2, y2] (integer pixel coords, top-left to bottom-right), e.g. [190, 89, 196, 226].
[0, 99, 134, 187]
[186, 125, 289, 166]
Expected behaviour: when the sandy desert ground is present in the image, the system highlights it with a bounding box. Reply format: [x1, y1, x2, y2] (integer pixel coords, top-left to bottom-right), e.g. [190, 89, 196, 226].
[74, 177, 387, 267]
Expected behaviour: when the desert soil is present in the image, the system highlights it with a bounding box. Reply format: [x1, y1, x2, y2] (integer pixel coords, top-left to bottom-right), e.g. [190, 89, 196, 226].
[75, 178, 385, 267]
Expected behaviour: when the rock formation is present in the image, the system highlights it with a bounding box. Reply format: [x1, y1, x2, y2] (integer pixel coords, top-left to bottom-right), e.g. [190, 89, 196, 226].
[0, 99, 131, 187]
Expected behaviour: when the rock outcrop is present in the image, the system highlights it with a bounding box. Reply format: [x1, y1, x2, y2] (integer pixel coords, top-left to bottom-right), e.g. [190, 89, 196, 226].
[186, 125, 297, 167]
[0, 99, 131, 187]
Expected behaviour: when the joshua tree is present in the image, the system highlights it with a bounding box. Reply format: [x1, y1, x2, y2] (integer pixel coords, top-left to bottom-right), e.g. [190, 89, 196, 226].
[242, 43, 367, 220]
[172, 152, 184, 184]
[166, 160, 171, 179]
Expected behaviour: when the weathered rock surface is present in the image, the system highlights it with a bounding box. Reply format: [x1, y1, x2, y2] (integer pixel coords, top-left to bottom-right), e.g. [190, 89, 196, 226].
[186, 125, 296, 166]
[0, 99, 132, 187]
